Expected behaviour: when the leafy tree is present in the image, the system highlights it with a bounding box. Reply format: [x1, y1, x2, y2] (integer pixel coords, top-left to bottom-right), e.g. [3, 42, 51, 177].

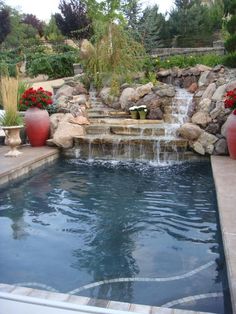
[82, 0, 146, 89]
[22, 14, 44, 37]
[54, 0, 92, 39]
[3, 8, 40, 48]
[44, 15, 64, 41]
[0, 3, 11, 44]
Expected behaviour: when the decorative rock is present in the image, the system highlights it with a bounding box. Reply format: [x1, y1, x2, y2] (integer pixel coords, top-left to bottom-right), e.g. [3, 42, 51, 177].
[157, 69, 171, 77]
[198, 131, 218, 154]
[192, 141, 205, 155]
[53, 121, 85, 148]
[69, 116, 90, 125]
[210, 101, 224, 119]
[191, 111, 212, 127]
[71, 94, 87, 105]
[155, 86, 175, 97]
[188, 83, 198, 93]
[119, 87, 137, 110]
[136, 93, 157, 107]
[72, 85, 88, 95]
[55, 85, 74, 100]
[136, 82, 153, 99]
[55, 95, 70, 111]
[100, 87, 119, 107]
[196, 64, 212, 72]
[198, 71, 210, 87]
[226, 80, 236, 92]
[178, 123, 203, 141]
[212, 84, 226, 102]
[201, 83, 216, 100]
[205, 123, 220, 135]
[214, 138, 228, 155]
[198, 98, 213, 113]
[50, 113, 73, 136]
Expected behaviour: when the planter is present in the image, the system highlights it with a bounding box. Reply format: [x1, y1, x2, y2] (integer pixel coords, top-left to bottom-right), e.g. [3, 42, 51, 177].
[138, 111, 147, 120]
[130, 111, 138, 119]
[226, 113, 236, 159]
[2, 125, 23, 157]
[25, 107, 50, 147]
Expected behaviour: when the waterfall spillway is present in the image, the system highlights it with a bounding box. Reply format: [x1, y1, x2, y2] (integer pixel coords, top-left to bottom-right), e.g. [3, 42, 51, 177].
[71, 88, 195, 164]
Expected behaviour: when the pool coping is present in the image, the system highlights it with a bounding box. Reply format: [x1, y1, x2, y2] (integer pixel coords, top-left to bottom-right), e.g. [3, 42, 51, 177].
[0, 148, 234, 314]
[211, 156, 236, 314]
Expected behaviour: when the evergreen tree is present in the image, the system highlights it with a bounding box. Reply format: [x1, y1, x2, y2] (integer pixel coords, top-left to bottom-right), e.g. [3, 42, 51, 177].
[224, 0, 236, 52]
[44, 15, 64, 41]
[138, 5, 168, 51]
[0, 2, 11, 45]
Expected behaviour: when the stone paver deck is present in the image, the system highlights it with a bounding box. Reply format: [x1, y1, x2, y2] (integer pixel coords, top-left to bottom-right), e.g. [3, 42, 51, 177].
[211, 156, 236, 314]
[0, 145, 59, 186]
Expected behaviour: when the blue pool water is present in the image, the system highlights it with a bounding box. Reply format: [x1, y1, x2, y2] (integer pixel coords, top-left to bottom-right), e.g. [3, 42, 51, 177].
[0, 160, 232, 313]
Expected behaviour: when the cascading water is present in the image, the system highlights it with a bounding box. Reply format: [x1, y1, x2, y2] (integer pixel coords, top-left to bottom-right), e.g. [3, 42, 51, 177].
[73, 87, 195, 164]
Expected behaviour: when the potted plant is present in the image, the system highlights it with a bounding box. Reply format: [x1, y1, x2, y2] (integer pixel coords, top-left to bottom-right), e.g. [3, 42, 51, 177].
[129, 105, 139, 119]
[18, 87, 53, 146]
[137, 105, 148, 120]
[0, 75, 23, 157]
[224, 88, 236, 159]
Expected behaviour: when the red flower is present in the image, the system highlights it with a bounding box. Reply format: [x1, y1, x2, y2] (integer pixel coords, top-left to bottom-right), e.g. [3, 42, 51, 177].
[19, 87, 53, 111]
[224, 89, 236, 113]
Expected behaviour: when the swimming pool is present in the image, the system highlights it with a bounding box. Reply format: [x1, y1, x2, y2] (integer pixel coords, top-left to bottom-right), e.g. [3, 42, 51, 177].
[0, 159, 232, 313]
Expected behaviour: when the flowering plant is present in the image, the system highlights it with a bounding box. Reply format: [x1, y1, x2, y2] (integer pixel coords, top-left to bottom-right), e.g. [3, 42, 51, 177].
[129, 105, 147, 112]
[19, 87, 53, 111]
[224, 88, 236, 115]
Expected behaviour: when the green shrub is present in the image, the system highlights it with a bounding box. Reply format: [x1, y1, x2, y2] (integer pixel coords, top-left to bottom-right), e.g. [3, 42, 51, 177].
[226, 15, 236, 34]
[27, 52, 78, 79]
[155, 54, 224, 69]
[225, 34, 236, 53]
[222, 52, 236, 68]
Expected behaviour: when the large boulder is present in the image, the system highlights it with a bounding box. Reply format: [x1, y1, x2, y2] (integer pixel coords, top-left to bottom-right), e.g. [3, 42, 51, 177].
[52, 121, 85, 148]
[214, 138, 228, 155]
[226, 80, 236, 91]
[178, 123, 203, 141]
[50, 113, 74, 137]
[119, 87, 137, 110]
[154, 85, 175, 97]
[100, 87, 119, 107]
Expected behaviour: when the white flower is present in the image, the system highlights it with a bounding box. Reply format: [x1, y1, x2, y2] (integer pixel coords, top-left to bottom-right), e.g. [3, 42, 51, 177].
[129, 106, 138, 111]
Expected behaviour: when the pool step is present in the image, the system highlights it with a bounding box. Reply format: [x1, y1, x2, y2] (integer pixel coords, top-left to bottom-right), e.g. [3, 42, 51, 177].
[73, 134, 188, 161]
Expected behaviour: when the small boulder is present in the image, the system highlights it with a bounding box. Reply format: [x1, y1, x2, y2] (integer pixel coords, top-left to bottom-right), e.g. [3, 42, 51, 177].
[198, 98, 213, 113]
[136, 82, 153, 99]
[226, 80, 236, 92]
[212, 84, 226, 102]
[55, 85, 74, 99]
[214, 138, 228, 155]
[201, 83, 216, 100]
[188, 83, 198, 93]
[191, 111, 212, 127]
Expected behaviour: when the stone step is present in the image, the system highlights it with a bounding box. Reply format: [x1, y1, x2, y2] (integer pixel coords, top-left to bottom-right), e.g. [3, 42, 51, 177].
[89, 118, 164, 125]
[85, 124, 166, 136]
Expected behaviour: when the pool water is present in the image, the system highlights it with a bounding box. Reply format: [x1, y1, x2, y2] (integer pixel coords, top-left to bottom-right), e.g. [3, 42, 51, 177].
[0, 160, 232, 313]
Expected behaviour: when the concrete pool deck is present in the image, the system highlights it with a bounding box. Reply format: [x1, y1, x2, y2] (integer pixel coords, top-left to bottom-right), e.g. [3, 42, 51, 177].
[0, 146, 235, 314]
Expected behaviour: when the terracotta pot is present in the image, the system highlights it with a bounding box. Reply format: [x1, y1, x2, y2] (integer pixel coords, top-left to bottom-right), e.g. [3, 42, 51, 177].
[25, 107, 50, 146]
[226, 113, 236, 159]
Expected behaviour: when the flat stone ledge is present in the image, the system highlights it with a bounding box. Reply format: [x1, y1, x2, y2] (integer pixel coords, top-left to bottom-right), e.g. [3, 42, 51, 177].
[211, 156, 236, 314]
[0, 145, 59, 186]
